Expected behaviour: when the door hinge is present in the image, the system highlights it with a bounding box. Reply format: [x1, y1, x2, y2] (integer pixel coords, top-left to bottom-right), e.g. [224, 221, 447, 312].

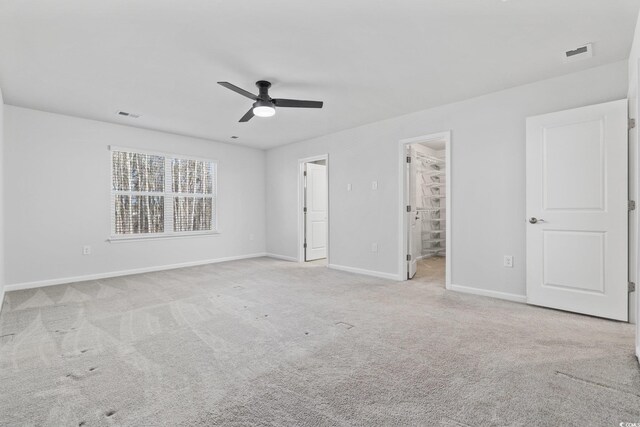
[303, 207, 307, 213]
[629, 118, 636, 130]
[304, 243, 307, 249]
[406, 254, 412, 261]
[629, 282, 636, 293]
[406, 156, 411, 163]
[304, 171, 307, 176]
[406, 205, 411, 212]
[629, 200, 636, 211]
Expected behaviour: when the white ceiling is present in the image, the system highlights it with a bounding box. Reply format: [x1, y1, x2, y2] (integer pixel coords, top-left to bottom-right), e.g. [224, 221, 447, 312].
[1, 0, 638, 149]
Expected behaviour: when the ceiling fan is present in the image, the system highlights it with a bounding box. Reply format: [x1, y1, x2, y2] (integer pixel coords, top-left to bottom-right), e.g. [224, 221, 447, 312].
[217, 80, 323, 122]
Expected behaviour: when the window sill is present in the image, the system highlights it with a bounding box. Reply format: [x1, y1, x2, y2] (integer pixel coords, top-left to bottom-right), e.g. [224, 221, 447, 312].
[108, 231, 221, 243]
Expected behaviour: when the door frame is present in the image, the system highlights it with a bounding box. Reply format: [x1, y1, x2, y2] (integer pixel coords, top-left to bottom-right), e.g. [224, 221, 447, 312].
[633, 58, 640, 360]
[298, 154, 329, 263]
[398, 131, 452, 286]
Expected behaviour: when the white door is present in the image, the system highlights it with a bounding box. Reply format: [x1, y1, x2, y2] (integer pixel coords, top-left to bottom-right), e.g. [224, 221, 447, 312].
[407, 146, 418, 279]
[526, 99, 628, 321]
[305, 163, 328, 261]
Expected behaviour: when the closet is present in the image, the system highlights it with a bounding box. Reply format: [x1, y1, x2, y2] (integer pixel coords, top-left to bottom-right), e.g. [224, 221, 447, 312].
[416, 151, 446, 258]
[407, 142, 446, 269]
[405, 136, 448, 282]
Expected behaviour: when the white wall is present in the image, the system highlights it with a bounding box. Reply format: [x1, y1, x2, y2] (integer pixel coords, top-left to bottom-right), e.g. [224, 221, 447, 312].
[266, 61, 628, 299]
[4, 106, 266, 287]
[628, 10, 640, 358]
[0, 87, 5, 307]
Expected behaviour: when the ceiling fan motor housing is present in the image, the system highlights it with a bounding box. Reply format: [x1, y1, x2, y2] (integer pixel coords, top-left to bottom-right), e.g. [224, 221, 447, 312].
[256, 80, 272, 100]
[253, 99, 275, 109]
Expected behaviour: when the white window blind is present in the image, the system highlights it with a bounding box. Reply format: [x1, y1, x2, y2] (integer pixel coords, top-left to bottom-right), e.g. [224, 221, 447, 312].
[172, 158, 215, 232]
[111, 148, 217, 239]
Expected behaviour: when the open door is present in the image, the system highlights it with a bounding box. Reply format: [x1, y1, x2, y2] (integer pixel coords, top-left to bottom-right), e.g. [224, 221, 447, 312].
[526, 99, 628, 321]
[406, 146, 418, 278]
[305, 162, 328, 261]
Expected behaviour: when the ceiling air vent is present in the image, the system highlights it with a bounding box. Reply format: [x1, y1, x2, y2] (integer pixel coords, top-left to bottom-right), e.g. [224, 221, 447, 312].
[564, 43, 593, 63]
[116, 111, 140, 119]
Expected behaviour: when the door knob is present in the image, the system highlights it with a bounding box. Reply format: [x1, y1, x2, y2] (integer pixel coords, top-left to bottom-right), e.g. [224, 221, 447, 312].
[529, 217, 545, 224]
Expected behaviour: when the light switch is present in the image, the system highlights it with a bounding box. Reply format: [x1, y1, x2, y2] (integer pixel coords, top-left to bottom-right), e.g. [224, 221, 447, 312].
[372, 181, 378, 190]
[347, 183, 352, 191]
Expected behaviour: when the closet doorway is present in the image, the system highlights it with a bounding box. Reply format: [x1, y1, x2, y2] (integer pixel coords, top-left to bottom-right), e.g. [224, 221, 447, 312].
[399, 132, 451, 287]
[298, 155, 329, 264]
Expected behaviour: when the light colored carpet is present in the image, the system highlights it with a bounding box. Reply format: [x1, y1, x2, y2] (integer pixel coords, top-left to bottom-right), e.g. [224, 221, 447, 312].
[0, 257, 638, 426]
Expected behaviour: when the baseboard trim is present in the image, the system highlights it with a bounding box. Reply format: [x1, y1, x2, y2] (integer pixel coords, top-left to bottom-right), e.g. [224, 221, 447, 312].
[449, 283, 527, 303]
[328, 264, 401, 281]
[265, 253, 298, 262]
[4, 253, 268, 292]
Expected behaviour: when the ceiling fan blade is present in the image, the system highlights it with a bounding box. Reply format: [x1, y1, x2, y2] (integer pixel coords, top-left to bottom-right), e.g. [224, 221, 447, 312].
[218, 82, 258, 100]
[239, 108, 255, 122]
[273, 98, 323, 109]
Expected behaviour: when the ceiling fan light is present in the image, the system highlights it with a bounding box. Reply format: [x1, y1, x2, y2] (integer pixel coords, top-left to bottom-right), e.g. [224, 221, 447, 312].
[253, 105, 275, 117]
[253, 101, 276, 117]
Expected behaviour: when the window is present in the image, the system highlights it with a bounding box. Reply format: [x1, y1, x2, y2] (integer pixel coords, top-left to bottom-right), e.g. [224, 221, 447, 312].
[111, 147, 217, 239]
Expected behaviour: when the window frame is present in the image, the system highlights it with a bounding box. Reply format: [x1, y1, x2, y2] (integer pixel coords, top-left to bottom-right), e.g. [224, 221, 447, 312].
[108, 145, 219, 242]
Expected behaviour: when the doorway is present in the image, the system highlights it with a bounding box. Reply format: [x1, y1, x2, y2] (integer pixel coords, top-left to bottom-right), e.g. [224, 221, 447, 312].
[299, 155, 329, 264]
[399, 132, 451, 287]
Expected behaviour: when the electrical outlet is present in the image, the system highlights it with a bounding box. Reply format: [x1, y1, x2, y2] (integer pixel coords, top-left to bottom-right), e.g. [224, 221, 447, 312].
[83, 245, 91, 256]
[371, 243, 378, 253]
[371, 181, 378, 190]
[504, 255, 513, 268]
[347, 183, 352, 191]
